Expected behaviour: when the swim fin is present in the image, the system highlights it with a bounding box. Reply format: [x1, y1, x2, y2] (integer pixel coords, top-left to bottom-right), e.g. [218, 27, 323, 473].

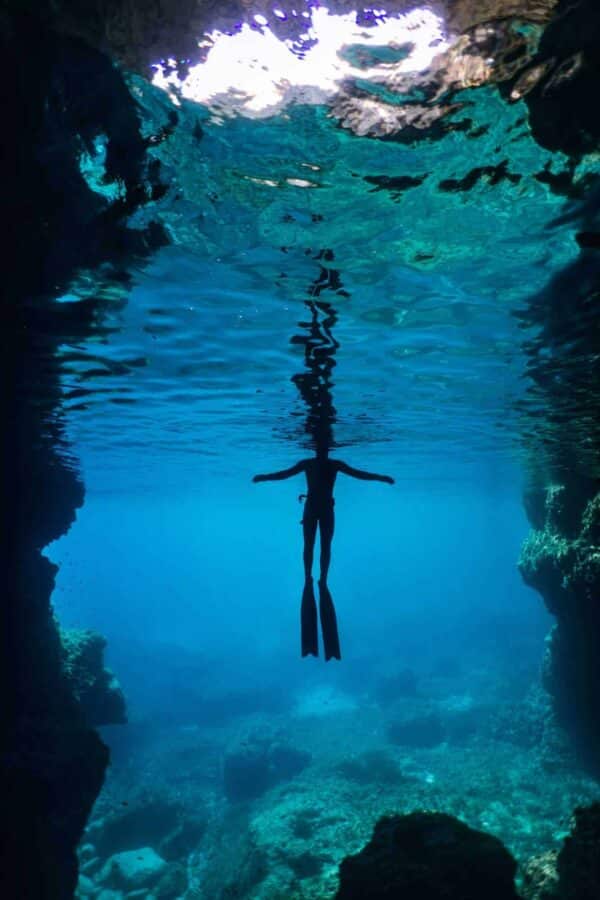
[318, 580, 341, 661]
[301, 578, 318, 657]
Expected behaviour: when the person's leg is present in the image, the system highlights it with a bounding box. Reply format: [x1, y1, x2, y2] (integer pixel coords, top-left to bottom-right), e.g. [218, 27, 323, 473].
[318, 507, 335, 584]
[301, 509, 319, 656]
[303, 513, 318, 582]
[317, 506, 341, 661]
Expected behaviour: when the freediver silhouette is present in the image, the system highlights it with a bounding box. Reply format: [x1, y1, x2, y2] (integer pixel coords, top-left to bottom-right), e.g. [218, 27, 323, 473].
[253, 250, 394, 660]
[252, 447, 394, 660]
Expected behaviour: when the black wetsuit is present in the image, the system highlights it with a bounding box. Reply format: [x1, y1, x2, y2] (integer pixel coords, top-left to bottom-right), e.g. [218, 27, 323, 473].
[300, 457, 337, 538]
[252, 454, 393, 661]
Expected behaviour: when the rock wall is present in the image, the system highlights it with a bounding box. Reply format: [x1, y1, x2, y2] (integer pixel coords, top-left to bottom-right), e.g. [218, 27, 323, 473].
[510, 0, 600, 769]
[522, 802, 600, 900]
[520, 483, 600, 767]
[1, 6, 168, 897]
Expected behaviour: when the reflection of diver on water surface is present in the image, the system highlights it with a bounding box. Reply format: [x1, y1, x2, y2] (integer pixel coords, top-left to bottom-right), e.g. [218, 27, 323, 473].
[253, 249, 394, 661]
[252, 447, 394, 660]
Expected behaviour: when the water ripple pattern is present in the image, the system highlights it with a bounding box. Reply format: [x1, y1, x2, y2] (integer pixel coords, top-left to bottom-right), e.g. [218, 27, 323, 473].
[57, 62, 596, 485]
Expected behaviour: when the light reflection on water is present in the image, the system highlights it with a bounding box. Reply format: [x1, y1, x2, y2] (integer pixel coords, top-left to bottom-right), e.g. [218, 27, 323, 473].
[56, 86, 595, 486]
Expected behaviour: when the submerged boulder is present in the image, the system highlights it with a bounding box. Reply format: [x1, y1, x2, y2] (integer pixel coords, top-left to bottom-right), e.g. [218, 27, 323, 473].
[336, 811, 519, 899]
[99, 847, 167, 892]
[86, 792, 180, 858]
[223, 739, 311, 803]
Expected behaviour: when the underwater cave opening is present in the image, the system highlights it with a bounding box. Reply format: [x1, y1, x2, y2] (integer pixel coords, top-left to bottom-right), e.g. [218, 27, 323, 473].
[7, 1, 600, 898]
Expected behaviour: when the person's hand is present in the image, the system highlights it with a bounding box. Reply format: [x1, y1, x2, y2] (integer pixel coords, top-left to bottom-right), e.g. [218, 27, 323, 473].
[383, 475, 395, 485]
[252, 474, 263, 483]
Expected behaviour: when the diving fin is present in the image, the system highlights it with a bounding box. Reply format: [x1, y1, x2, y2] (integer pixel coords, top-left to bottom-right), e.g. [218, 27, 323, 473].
[318, 580, 341, 661]
[301, 578, 318, 657]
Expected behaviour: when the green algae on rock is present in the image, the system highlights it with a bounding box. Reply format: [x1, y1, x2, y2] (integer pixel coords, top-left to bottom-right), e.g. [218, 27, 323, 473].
[60, 627, 127, 727]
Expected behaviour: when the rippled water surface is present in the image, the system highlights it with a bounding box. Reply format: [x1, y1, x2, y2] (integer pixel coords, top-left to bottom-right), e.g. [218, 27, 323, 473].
[57, 76, 594, 486]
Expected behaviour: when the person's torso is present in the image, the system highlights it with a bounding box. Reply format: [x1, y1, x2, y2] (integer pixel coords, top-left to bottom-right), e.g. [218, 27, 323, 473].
[304, 458, 337, 504]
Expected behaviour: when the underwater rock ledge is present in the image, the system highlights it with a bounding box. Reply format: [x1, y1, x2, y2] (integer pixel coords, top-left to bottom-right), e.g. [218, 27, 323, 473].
[59, 627, 127, 728]
[520, 482, 600, 769]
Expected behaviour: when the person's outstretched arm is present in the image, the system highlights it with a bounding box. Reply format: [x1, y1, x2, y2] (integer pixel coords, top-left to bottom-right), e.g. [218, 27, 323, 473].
[253, 460, 306, 483]
[336, 461, 394, 484]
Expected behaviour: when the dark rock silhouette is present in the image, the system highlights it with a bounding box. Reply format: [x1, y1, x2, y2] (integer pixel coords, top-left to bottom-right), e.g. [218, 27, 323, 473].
[557, 803, 600, 900]
[522, 803, 600, 900]
[1, 4, 170, 896]
[335, 811, 519, 899]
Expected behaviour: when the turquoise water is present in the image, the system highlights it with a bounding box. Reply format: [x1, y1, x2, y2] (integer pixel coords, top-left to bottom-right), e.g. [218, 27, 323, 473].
[56, 80, 583, 488]
[48, 60, 600, 900]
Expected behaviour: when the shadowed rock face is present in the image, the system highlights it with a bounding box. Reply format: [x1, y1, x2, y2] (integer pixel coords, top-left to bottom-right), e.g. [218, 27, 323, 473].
[557, 804, 600, 900]
[1, 6, 168, 897]
[336, 811, 520, 899]
[521, 803, 600, 900]
[520, 483, 600, 768]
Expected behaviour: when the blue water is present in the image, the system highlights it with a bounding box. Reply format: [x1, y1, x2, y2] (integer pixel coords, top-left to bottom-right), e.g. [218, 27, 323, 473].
[51, 483, 545, 666]
[56, 85, 582, 489]
[46, 50, 600, 900]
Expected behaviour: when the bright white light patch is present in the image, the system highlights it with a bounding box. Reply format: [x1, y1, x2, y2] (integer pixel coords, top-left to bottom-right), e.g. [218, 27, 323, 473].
[152, 7, 450, 117]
